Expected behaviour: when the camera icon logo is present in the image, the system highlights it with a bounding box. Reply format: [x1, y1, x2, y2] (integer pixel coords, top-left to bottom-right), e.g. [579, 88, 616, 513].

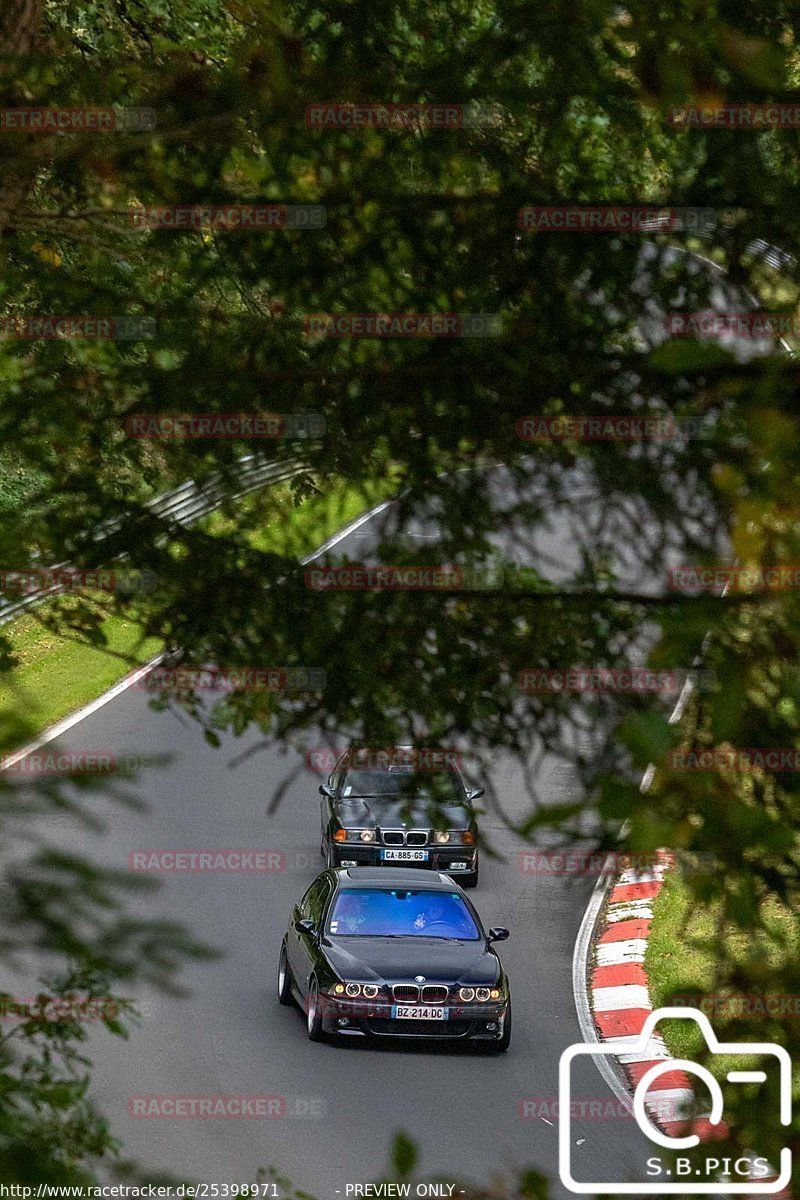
[559, 1006, 791, 1194]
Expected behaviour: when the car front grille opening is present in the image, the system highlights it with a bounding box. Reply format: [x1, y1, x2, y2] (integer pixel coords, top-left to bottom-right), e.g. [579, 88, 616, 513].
[382, 831, 405, 846]
[392, 984, 420, 1003]
[421, 985, 449, 1004]
[406, 832, 428, 846]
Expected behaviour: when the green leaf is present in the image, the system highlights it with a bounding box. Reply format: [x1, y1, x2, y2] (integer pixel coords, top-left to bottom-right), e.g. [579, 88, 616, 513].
[390, 1133, 418, 1179]
[648, 340, 733, 374]
[619, 712, 674, 767]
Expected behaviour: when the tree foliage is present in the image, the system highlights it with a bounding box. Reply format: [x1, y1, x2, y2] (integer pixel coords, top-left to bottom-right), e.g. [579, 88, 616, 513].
[0, 0, 799, 1186]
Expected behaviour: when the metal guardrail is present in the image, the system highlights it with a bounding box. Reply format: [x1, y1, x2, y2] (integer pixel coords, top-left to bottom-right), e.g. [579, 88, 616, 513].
[743, 237, 796, 273]
[0, 454, 310, 627]
[3, 236, 791, 626]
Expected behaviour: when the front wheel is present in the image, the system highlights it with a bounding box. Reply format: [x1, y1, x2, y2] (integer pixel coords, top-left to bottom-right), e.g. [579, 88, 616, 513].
[306, 976, 326, 1042]
[278, 942, 294, 1007]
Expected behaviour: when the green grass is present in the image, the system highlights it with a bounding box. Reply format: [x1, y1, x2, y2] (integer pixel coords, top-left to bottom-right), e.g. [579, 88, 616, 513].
[0, 600, 162, 754]
[645, 870, 798, 1069]
[741, 255, 800, 353]
[0, 470, 402, 755]
[201, 470, 402, 556]
[0, 452, 47, 516]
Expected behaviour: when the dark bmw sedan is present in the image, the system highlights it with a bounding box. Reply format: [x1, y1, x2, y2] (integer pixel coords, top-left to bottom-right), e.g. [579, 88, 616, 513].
[319, 748, 482, 887]
[278, 867, 511, 1049]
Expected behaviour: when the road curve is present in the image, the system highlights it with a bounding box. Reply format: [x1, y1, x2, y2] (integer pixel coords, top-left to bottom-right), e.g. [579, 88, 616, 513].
[6, 462, 690, 1198]
[3, 241, 764, 1196]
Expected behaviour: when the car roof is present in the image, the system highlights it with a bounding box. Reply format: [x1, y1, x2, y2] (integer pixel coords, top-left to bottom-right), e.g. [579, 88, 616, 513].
[333, 867, 459, 891]
[340, 760, 458, 770]
[337, 759, 461, 784]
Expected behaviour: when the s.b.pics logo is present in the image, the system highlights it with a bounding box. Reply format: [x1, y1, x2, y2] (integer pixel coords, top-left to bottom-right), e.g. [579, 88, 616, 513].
[558, 1008, 791, 1194]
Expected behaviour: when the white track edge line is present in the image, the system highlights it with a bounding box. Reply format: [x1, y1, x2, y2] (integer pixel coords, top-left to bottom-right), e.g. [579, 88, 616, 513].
[0, 653, 168, 772]
[1, 491, 401, 773]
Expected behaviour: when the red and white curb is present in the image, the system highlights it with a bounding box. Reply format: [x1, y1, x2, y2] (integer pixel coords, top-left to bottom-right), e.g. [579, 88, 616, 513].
[589, 850, 725, 1139]
[581, 852, 789, 1195]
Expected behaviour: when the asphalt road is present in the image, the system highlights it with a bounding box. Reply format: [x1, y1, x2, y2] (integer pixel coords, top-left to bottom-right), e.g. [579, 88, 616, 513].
[3, 241, 758, 1195]
[4, 463, 689, 1199]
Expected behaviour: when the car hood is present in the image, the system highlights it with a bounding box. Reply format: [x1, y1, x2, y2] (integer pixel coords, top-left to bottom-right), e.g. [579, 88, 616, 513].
[333, 797, 470, 829]
[321, 936, 500, 985]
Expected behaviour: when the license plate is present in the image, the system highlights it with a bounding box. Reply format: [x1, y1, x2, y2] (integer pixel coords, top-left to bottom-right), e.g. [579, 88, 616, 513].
[381, 848, 428, 861]
[392, 1005, 448, 1020]
[448, 861, 468, 869]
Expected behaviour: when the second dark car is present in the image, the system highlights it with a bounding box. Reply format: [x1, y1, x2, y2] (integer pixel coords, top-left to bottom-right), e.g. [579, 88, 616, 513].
[319, 747, 482, 887]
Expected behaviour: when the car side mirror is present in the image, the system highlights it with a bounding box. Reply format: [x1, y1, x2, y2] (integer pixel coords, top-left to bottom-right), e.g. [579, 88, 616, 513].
[467, 787, 485, 801]
[319, 784, 335, 798]
[295, 918, 317, 936]
[488, 927, 509, 943]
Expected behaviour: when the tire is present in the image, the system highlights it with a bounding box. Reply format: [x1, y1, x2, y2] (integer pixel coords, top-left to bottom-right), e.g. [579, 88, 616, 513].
[306, 976, 326, 1042]
[278, 942, 295, 1007]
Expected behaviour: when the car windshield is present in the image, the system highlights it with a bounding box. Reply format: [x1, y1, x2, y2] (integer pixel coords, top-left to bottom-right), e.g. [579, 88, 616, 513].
[327, 888, 481, 939]
[340, 767, 463, 802]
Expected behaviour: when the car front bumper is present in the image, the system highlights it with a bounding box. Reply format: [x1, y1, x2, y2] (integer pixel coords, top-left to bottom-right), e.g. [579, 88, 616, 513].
[330, 844, 477, 875]
[318, 995, 508, 1040]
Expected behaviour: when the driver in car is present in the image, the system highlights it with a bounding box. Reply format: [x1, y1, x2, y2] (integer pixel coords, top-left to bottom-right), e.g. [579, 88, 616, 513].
[413, 897, 460, 933]
[335, 893, 371, 934]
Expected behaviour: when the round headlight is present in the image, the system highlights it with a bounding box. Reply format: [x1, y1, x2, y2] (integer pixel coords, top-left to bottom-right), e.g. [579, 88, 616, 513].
[490, 988, 501, 1000]
[359, 829, 376, 842]
[434, 831, 450, 844]
[458, 987, 475, 1002]
[345, 983, 361, 997]
[362, 985, 379, 999]
[333, 983, 345, 995]
[475, 987, 491, 1002]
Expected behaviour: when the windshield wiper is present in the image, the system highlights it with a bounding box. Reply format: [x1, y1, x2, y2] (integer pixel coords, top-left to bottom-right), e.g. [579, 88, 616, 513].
[343, 793, 415, 799]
